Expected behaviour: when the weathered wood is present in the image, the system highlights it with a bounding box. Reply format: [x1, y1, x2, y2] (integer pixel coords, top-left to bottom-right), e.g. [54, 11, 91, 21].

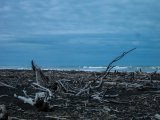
[14, 92, 50, 111]
[155, 114, 160, 120]
[0, 81, 16, 89]
[102, 48, 136, 79]
[0, 104, 8, 120]
[31, 60, 49, 87]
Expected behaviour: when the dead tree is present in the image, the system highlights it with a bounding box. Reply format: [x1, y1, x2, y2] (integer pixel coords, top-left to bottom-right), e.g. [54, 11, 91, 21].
[103, 48, 136, 79]
[90, 48, 136, 100]
[14, 61, 55, 111]
[31, 60, 49, 87]
[11, 48, 137, 110]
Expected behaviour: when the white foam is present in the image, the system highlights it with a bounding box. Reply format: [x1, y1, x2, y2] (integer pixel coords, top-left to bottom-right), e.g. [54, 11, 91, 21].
[0, 66, 160, 73]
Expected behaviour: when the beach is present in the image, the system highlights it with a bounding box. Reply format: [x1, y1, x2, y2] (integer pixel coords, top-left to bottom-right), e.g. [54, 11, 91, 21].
[0, 69, 160, 119]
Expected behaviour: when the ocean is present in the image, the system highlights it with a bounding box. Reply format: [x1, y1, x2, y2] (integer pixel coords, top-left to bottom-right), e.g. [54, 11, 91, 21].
[0, 66, 160, 73]
[0, 1, 160, 69]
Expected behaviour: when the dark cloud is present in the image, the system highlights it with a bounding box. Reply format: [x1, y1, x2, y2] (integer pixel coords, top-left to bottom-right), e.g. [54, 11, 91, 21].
[0, 0, 160, 66]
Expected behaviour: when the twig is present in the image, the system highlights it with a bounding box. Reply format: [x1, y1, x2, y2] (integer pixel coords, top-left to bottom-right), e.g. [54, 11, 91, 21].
[91, 92, 103, 102]
[57, 80, 68, 93]
[102, 48, 136, 79]
[106, 100, 129, 104]
[32, 83, 54, 98]
[0, 95, 8, 98]
[90, 48, 136, 91]
[90, 78, 103, 90]
[0, 81, 16, 89]
[76, 82, 91, 96]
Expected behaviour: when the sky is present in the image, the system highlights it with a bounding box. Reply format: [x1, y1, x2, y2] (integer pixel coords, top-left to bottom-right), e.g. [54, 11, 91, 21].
[0, 0, 160, 67]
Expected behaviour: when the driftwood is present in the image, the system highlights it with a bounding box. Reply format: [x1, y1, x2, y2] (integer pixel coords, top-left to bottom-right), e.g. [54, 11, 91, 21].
[1, 62, 160, 119]
[0, 75, 160, 120]
[0, 81, 16, 89]
[11, 48, 137, 110]
[13, 61, 55, 111]
[102, 48, 136, 79]
[31, 60, 49, 87]
[14, 82, 53, 111]
[14, 91, 50, 111]
[0, 104, 8, 120]
[155, 114, 160, 120]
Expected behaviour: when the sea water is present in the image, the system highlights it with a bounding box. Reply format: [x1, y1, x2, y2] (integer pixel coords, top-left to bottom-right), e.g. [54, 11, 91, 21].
[0, 66, 160, 73]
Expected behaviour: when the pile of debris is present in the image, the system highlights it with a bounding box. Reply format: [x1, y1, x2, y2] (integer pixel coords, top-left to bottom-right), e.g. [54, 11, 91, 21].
[1, 48, 160, 119]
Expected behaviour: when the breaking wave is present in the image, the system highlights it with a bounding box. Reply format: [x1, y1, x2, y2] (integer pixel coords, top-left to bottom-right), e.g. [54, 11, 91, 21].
[0, 66, 160, 73]
[81, 66, 160, 72]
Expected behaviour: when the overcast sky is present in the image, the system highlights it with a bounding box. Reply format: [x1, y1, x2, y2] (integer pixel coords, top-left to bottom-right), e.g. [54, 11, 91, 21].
[0, 0, 160, 67]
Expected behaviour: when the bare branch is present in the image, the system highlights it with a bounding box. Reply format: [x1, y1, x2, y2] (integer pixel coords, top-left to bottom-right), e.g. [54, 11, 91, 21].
[102, 48, 136, 78]
[0, 95, 8, 98]
[0, 81, 16, 89]
[76, 82, 91, 96]
[31, 60, 49, 86]
[32, 83, 54, 99]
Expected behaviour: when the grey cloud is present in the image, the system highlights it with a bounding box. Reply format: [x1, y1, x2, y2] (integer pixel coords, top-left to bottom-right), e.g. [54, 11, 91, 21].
[0, 0, 160, 38]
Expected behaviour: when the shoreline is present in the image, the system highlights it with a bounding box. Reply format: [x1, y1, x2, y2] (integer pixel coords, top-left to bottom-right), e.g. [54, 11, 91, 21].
[0, 65, 160, 73]
[0, 69, 160, 119]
